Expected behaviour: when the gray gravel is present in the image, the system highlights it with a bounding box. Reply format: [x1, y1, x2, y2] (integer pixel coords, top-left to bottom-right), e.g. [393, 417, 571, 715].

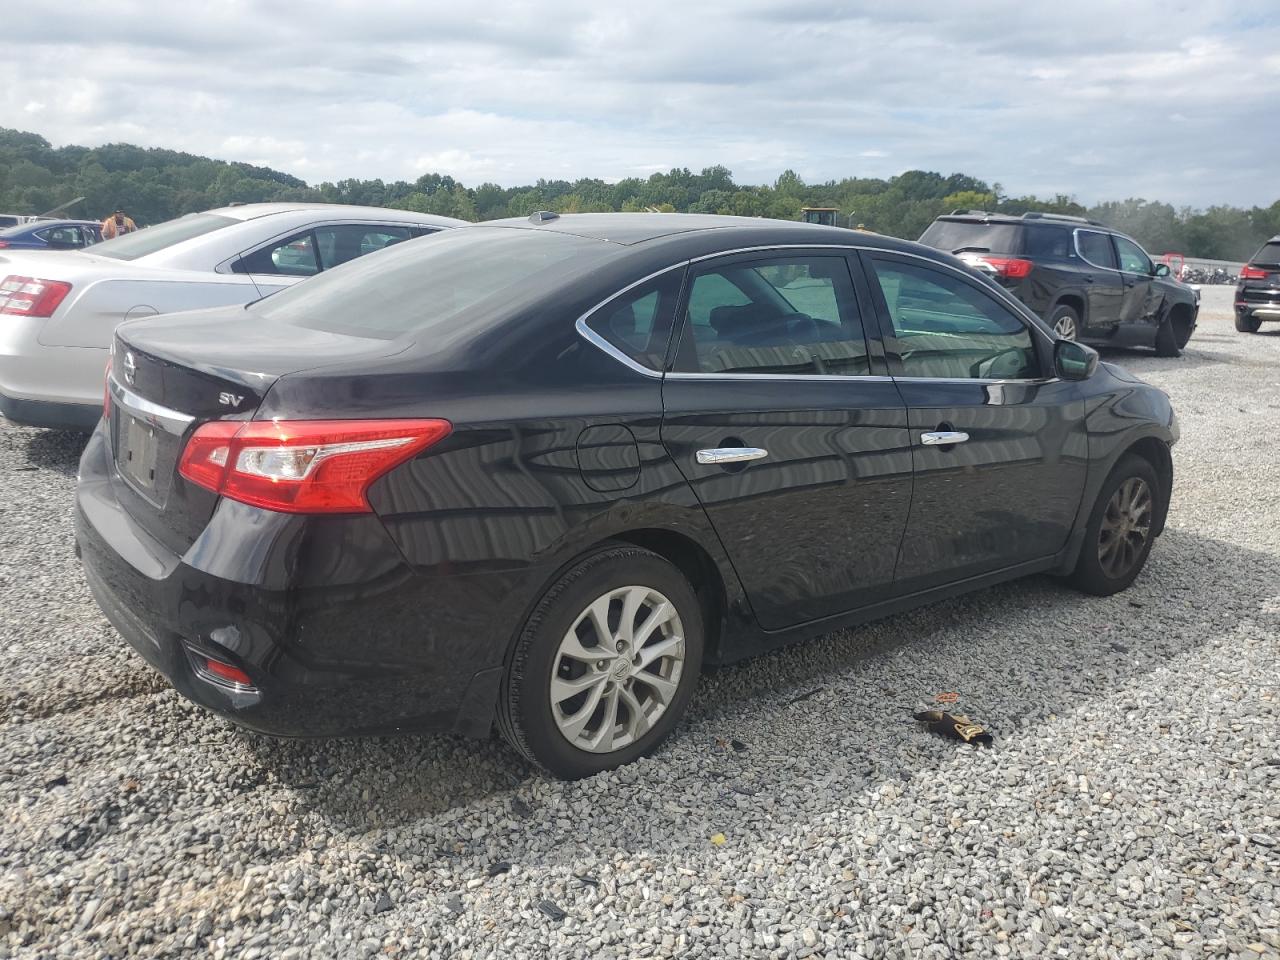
[1, 285, 1277, 959]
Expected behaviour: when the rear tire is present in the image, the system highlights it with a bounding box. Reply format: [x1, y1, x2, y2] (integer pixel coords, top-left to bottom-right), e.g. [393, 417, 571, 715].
[1235, 313, 1262, 333]
[498, 545, 703, 779]
[1049, 303, 1080, 340]
[1071, 454, 1160, 596]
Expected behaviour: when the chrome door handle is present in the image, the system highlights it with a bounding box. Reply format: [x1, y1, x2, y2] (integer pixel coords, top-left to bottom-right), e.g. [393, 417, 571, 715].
[921, 431, 969, 445]
[696, 447, 769, 465]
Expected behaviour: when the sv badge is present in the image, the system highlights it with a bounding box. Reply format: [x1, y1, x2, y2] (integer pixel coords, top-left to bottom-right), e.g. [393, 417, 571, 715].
[218, 392, 245, 408]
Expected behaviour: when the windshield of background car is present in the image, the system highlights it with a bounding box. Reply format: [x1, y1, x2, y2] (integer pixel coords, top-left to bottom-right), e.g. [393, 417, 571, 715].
[90, 213, 237, 261]
[918, 220, 1020, 255]
[1250, 242, 1280, 267]
[251, 227, 618, 340]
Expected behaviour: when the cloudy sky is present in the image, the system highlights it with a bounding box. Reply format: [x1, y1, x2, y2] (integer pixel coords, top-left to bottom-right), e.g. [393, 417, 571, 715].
[2, 1, 1277, 207]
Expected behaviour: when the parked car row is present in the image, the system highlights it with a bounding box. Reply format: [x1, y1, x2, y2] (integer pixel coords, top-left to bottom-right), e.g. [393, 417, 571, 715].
[917, 210, 1199, 357]
[68, 211, 1180, 778]
[0, 204, 465, 429]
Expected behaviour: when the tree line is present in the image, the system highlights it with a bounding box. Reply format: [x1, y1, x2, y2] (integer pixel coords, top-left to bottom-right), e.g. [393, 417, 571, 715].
[2, 127, 1276, 261]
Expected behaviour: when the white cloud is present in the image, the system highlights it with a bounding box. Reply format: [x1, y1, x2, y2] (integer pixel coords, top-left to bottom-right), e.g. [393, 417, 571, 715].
[0, 0, 1274, 206]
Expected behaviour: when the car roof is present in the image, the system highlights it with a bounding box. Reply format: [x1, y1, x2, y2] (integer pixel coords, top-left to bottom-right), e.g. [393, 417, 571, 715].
[202, 202, 465, 227]
[479, 211, 923, 253]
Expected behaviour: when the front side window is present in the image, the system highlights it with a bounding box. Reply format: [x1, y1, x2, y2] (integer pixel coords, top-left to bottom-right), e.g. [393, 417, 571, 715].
[1077, 230, 1118, 269]
[678, 256, 870, 376]
[1113, 236, 1152, 274]
[869, 258, 1039, 380]
[582, 269, 684, 371]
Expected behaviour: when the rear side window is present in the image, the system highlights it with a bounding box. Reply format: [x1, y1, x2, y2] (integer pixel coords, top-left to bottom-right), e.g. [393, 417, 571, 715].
[253, 227, 617, 339]
[1022, 226, 1072, 259]
[677, 256, 870, 376]
[91, 213, 236, 261]
[1251, 241, 1280, 267]
[918, 220, 1021, 255]
[1077, 230, 1117, 269]
[582, 269, 684, 371]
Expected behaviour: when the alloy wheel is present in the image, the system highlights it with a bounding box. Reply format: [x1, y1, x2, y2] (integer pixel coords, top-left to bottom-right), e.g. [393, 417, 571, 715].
[1097, 476, 1153, 578]
[1054, 314, 1078, 339]
[550, 585, 685, 754]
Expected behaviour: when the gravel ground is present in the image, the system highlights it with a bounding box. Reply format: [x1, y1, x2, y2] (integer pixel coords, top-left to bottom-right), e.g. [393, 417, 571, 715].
[1, 285, 1277, 959]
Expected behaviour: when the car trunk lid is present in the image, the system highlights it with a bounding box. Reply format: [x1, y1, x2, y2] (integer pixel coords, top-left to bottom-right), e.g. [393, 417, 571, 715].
[107, 305, 406, 555]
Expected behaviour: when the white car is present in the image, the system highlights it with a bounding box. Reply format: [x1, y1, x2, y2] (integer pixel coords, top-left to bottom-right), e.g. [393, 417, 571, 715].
[0, 203, 466, 429]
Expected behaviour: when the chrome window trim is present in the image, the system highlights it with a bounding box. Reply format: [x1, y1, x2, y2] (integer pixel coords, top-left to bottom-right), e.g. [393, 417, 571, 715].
[107, 376, 195, 435]
[572, 262, 688, 380]
[574, 241, 1054, 384]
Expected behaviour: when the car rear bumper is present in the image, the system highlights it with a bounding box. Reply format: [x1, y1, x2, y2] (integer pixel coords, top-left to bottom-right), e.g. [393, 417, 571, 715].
[74, 424, 504, 739]
[0, 314, 107, 428]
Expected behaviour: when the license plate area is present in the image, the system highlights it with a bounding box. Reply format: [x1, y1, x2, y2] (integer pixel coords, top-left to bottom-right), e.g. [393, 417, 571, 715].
[115, 412, 175, 504]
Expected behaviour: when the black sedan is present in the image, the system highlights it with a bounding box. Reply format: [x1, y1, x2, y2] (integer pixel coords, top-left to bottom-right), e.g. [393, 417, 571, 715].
[76, 214, 1178, 779]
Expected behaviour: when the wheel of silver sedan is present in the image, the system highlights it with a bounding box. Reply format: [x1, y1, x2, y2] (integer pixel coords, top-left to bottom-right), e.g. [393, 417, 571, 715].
[550, 585, 685, 754]
[1097, 476, 1153, 579]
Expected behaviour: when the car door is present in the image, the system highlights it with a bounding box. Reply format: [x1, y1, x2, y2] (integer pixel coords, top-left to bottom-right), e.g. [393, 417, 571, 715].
[659, 250, 914, 630]
[861, 251, 1089, 594]
[1074, 228, 1124, 330]
[1112, 235, 1158, 325]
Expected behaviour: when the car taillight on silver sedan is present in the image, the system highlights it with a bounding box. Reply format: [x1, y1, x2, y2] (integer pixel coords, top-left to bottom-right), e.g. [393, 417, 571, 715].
[0, 275, 72, 316]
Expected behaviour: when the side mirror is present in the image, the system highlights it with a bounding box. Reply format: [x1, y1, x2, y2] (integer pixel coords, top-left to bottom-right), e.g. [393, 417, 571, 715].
[1153, 263, 1170, 278]
[1055, 339, 1099, 381]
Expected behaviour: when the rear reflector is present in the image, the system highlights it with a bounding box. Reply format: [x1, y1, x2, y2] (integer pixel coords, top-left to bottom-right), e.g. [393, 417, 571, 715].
[204, 658, 253, 686]
[1240, 265, 1268, 280]
[178, 419, 452, 514]
[0, 275, 72, 317]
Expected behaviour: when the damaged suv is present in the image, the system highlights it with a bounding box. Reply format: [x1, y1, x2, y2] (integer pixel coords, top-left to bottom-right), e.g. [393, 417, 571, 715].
[920, 211, 1198, 356]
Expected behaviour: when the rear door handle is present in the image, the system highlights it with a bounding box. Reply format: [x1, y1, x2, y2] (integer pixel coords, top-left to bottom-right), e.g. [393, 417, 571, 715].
[921, 431, 970, 446]
[696, 447, 769, 465]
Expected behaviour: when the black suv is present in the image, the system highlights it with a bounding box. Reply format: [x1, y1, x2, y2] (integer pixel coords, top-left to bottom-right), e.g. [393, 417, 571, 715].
[919, 211, 1198, 356]
[1235, 236, 1280, 332]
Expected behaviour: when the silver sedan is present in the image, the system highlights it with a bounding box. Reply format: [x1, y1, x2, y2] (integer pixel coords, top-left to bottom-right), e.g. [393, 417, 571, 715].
[0, 203, 466, 429]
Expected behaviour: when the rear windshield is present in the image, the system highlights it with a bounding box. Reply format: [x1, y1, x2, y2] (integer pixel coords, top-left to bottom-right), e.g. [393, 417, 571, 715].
[252, 227, 617, 339]
[1250, 241, 1280, 267]
[918, 220, 1021, 255]
[91, 213, 236, 261]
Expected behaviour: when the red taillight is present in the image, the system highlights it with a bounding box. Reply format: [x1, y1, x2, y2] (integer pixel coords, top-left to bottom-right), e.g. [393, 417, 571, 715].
[982, 257, 1035, 279]
[204, 657, 253, 686]
[178, 419, 452, 514]
[0, 241, 10, 249]
[1240, 265, 1268, 280]
[0, 275, 72, 317]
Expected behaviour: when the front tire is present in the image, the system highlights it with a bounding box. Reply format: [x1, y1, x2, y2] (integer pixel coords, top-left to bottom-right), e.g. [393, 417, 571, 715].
[1157, 317, 1182, 358]
[1049, 303, 1081, 340]
[1071, 454, 1160, 596]
[498, 545, 703, 779]
[1235, 312, 1262, 333]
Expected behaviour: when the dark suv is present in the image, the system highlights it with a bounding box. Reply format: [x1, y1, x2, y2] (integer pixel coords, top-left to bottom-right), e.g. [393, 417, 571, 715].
[1235, 236, 1280, 332]
[919, 211, 1198, 356]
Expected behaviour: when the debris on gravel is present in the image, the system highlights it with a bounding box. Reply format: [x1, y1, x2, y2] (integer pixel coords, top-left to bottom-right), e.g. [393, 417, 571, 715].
[1, 287, 1277, 958]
